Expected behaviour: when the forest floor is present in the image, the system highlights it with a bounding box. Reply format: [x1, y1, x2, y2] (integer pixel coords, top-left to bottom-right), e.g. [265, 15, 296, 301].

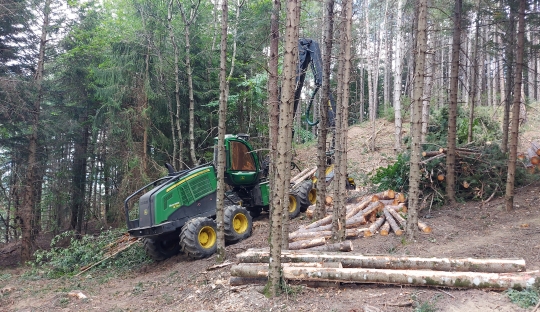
[1, 103, 540, 312]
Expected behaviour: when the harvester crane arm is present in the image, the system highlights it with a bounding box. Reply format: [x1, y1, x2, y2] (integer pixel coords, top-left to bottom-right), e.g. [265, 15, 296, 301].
[294, 38, 336, 127]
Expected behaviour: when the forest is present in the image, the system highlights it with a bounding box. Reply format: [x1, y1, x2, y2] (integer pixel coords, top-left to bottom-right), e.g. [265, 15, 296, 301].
[1, 0, 539, 281]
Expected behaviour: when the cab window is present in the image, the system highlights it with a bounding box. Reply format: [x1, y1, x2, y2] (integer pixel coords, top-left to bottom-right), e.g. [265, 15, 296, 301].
[230, 141, 256, 171]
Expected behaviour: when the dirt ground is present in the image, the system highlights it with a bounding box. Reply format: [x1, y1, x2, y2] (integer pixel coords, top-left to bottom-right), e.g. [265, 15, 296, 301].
[1, 104, 540, 312]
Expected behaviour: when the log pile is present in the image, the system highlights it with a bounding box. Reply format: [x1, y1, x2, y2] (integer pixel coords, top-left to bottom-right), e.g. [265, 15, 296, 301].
[230, 249, 540, 290]
[294, 190, 431, 250]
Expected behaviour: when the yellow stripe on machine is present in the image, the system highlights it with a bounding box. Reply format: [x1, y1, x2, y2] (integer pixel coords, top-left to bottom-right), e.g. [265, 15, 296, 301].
[166, 168, 211, 193]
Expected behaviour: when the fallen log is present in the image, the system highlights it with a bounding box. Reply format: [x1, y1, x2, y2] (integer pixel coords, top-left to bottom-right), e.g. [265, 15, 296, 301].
[235, 249, 528, 273]
[364, 216, 386, 237]
[380, 221, 390, 236]
[325, 195, 333, 205]
[290, 167, 317, 188]
[289, 237, 326, 250]
[422, 150, 443, 157]
[358, 201, 384, 219]
[386, 204, 407, 213]
[371, 190, 395, 201]
[418, 221, 432, 234]
[395, 192, 406, 203]
[304, 240, 353, 252]
[230, 264, 539, 290]
[305, 205, 316, 218]
[293, 216, 366, 234]
[383, 209, 403, 236]
[345, 198, 372, 219]
[379, 199, 400, 206]
[289, 229, 365, 242]
[304, 214, 333, 229]
[387, 208, 407, 227]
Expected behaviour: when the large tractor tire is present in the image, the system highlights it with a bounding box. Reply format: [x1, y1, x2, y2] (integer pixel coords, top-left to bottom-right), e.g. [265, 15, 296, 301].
[224, 205, 253, 243]
[142, 237, 181, 261]
[180, 217, 217, 260]
[288, 193, 301, 219]
[295, 180, 317, 212]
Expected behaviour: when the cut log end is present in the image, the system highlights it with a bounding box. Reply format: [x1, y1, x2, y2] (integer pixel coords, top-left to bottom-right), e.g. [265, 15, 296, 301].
[418, 221, 432, 234]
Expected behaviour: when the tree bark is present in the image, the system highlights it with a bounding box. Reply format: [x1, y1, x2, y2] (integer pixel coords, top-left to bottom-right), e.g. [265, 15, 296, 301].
[178, 0, 201, 166]
[305, 240, 353, 252]
[20, 0, 51, 261]
[393, 0, 404, 152]
[407, 0, 427, 240]
[505, 0, 526, 212]
[446, 0, 462, 204]
[168, 0, 183, 169]
[215, 0, 229, 262]
[230, 265, 538, 290]
[316, 0, 334, 220]
[268, 0, 299, 296]
[236, 249, 527, 273]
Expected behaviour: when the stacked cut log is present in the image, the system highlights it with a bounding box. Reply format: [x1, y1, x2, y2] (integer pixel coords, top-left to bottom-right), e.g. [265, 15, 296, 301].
[292, 190, 432, 250]
[230, 249, 539, 290]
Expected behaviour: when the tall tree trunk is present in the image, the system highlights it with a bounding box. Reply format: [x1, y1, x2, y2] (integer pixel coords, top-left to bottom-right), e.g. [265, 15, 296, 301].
[316, 0, 334, 220]
[269, 0, 299, 296]
[20, 0, 50, 261]
[505, 0, 525, 212]
[393, 0, 404, 152]
[332, 0, 352, 243]
[407, 0, 428, 240]
[467, 0, 480, 143]
[502, 9, 516, 153]
[421, 40, 434, 143]
[70, 112, 89, 234]
[178, 0, 201, 166]
[268, 0, 280, 231]
[446, 0, 462, 204]
[281, 0, 301, 249]
[215, 0, 229, 263]
[168, 0, 184, 169]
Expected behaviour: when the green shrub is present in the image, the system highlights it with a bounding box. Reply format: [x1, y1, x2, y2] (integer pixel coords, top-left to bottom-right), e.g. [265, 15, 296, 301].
[29, 229, 151, 278]
[370, 153, 410, 193]
[506, 288, 539, 308]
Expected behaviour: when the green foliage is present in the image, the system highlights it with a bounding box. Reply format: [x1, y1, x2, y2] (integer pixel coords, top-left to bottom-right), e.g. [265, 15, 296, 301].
[370, 153, 410, 193]
[380, 105, 395, 122]
[29, 229, 151, 278]
[369, 142, 530, 204]
[506, 288, 539, 308]
[427, 106, 501, 146]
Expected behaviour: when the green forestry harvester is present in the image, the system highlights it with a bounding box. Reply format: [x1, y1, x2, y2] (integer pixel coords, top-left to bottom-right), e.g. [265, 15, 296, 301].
[124, 39, 355, 261]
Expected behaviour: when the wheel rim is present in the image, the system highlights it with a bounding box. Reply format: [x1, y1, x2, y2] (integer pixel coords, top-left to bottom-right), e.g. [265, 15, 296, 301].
[288, 195, 297, 213]
[308, 188, 317, 204]
[233, 213, 249, 234]
[198, 226, 217, 249]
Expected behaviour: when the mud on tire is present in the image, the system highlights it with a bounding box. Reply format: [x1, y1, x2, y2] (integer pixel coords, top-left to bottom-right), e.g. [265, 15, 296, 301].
[142, 236, 181, 261]
[180, 217, 217, 260]
[224, 205, 253, 243]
